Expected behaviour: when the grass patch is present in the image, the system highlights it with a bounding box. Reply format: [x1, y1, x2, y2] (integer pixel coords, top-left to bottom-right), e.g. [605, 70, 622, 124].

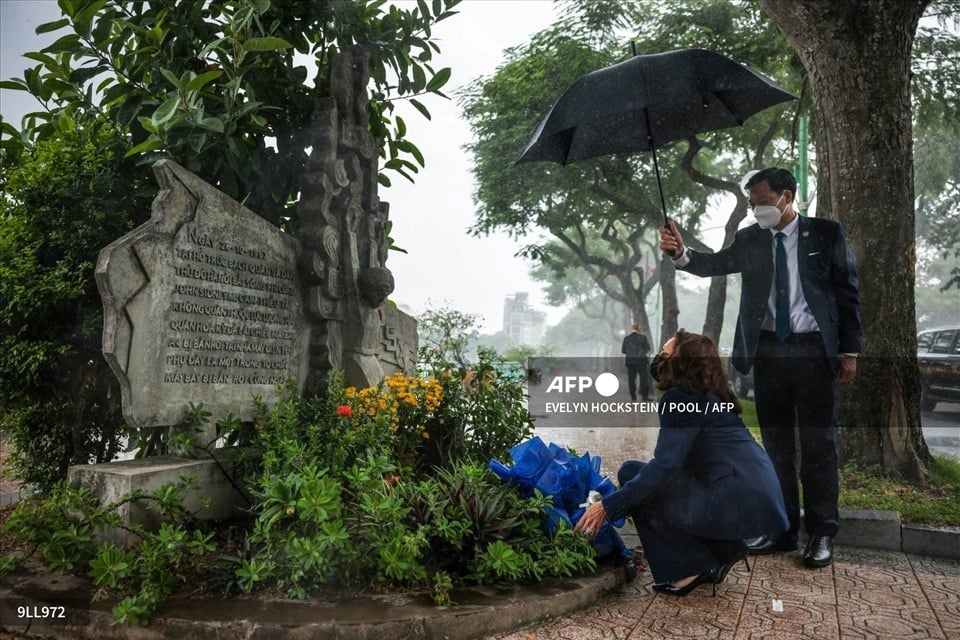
[740, 399, 760, 441]
[737, 400, 960, 527]
[839, 457, 960, 527]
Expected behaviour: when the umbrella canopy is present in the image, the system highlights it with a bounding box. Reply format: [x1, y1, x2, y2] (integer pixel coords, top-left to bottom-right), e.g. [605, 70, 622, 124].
[516, 48, 796, 227]
[518, 48, 796, 165]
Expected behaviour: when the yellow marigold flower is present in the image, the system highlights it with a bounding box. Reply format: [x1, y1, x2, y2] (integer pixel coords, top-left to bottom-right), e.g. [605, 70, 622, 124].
[421, 431, 430, 439]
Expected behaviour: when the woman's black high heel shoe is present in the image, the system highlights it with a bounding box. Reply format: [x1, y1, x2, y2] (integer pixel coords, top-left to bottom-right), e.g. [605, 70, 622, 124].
[651, 572, 717, 597]
[710, 551, 751, 584]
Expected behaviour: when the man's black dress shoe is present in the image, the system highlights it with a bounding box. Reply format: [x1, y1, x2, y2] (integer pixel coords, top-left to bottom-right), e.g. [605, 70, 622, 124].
[745, 534, 797, 555]
[802, 535, 833, 568]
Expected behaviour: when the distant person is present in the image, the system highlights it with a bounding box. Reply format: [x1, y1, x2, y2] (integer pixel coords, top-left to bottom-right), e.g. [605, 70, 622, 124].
[621, 324, 651, 402]
[658, 167, 862, 569]
[576, 330, 788, 596]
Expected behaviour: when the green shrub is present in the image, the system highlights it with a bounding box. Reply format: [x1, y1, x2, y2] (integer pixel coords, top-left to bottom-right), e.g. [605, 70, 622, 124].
[419, 347, 535, 471]
[1, 126, 150, 491]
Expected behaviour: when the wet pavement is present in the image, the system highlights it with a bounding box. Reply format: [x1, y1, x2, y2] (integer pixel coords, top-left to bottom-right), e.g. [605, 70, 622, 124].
[486, 547, 960, 640]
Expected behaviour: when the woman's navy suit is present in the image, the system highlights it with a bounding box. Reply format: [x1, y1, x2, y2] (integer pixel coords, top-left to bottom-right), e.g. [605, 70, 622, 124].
[602, 386, 788, 582]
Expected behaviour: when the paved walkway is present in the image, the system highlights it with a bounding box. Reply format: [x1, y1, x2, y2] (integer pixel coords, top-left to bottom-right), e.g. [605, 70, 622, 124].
[487, 546, 960, 640]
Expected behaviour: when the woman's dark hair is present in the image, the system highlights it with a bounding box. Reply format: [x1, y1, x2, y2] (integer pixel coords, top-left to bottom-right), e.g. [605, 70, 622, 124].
[656, 329, 743, 414]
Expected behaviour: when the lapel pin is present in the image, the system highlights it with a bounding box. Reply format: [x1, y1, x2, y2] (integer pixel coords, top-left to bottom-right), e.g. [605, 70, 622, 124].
[802, 231, 810, 237]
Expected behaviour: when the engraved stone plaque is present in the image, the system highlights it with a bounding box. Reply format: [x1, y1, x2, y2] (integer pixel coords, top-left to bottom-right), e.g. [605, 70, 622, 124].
[96, 160, 308, 429]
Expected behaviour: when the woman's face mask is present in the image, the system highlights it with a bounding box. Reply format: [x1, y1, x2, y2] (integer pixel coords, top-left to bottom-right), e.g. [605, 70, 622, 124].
[649, 352, 667, 382]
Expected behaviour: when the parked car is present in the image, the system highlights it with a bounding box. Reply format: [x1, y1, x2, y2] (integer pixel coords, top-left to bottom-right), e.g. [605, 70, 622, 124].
[917, 326, 960, 412]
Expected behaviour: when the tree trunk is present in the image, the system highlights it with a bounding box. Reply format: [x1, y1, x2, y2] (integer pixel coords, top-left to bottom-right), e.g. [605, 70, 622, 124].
[659, 256, 679, 349]
[758, 0, 931, 481]
[701, 277, 727, 343]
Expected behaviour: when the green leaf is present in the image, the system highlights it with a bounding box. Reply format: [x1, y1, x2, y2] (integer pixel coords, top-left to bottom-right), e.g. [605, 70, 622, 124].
[426, 67, 451, 92]
[409, 98, 431, 120]
[36, 18, 70, 34]
[22, 52, 57, 66]
[42, 33, 82, 54]
[0, 80, 28, 91]
[412, 63, 426, 90]
[136, 116, 158, 135]
[69, 66, 104, 85]
[242, 37, 293, 52]
[199, 117, 224, 133]
[185, 69, 223, 91]
[151, 97, 180, 126]
[124, 138, 165, 157]
[160, 68, 180, 88]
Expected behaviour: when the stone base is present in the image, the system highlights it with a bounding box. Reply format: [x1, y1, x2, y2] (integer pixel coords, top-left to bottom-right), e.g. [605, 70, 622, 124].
[67, 449, 252, 547]
[902, 524, 960, 560]
[834, 508, 902, 550]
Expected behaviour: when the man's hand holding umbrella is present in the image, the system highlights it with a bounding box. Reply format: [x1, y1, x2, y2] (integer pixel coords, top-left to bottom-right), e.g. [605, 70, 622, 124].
[659, 220, 685, 259]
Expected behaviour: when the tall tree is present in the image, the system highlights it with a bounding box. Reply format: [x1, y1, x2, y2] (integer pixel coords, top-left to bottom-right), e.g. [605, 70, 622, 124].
[757, 0, 932, 480]
[913, 3, 960, 290]
[461, 0, 801, 347]
[0, 0, 460, 226]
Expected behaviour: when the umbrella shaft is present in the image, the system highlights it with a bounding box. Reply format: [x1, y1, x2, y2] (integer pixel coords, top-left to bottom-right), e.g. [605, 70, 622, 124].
[643, 108, 669, 226]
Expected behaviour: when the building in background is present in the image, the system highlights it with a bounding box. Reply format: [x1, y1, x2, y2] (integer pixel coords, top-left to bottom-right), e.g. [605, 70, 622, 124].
[502, 292, 547, 345]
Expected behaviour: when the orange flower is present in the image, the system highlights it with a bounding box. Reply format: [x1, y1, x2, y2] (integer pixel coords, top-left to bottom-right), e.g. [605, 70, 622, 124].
[336, 405, 354, 417]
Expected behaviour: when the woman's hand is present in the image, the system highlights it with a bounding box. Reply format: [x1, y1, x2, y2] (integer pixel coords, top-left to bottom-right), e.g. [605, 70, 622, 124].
[574, 501, 607, 540]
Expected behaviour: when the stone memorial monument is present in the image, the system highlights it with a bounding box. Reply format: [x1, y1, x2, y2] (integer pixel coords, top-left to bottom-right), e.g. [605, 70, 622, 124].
[71, 46, 418, 540]
[96, 159, 310, 439]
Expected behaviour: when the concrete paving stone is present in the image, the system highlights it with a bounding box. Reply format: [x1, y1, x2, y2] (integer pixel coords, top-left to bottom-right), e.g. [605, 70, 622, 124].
[489, 612, 633, 640]
[733, 623, 839, 640]
[837, 608, 947, 640]
[577, 589, 653, 627]
[742, 554, 838, 605]
[908, 554, 960, 636]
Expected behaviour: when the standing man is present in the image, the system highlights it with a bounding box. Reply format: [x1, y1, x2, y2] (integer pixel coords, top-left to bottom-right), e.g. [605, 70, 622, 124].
[621, 324, 651, 402]
[658, 167, 861, 569]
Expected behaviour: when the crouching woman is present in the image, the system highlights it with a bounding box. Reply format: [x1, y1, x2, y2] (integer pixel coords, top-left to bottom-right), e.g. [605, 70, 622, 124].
[576, 330, 787, 596]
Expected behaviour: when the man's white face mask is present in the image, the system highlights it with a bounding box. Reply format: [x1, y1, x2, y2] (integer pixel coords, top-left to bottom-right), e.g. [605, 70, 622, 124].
[753, 194, 784, 229]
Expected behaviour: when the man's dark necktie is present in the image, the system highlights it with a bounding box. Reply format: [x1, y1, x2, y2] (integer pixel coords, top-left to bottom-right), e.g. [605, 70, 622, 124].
[775, 232, 790, 341]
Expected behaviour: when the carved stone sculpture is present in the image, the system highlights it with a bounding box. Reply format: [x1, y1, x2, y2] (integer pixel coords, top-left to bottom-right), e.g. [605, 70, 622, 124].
[298, 46, 417, 393]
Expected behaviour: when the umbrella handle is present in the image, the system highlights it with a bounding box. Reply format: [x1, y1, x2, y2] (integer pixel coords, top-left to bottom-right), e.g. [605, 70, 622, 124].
[663, 217, 679, 259]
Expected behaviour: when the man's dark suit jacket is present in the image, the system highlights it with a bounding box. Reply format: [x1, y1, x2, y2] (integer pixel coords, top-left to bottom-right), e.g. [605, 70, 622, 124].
[621, 331, 650, 365]
[602, 387, 789, 541]
[681, 217, 862, 374]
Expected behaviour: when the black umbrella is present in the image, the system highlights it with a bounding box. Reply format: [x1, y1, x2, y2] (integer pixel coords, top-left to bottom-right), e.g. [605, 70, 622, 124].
[517, 47, 796, 225]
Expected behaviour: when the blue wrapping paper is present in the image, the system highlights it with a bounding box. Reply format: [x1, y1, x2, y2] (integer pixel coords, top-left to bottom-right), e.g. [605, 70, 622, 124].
[490, 437, 631, 559]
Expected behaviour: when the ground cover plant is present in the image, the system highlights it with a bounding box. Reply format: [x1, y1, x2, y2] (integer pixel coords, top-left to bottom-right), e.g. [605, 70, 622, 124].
[0, 348, 596, 624]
